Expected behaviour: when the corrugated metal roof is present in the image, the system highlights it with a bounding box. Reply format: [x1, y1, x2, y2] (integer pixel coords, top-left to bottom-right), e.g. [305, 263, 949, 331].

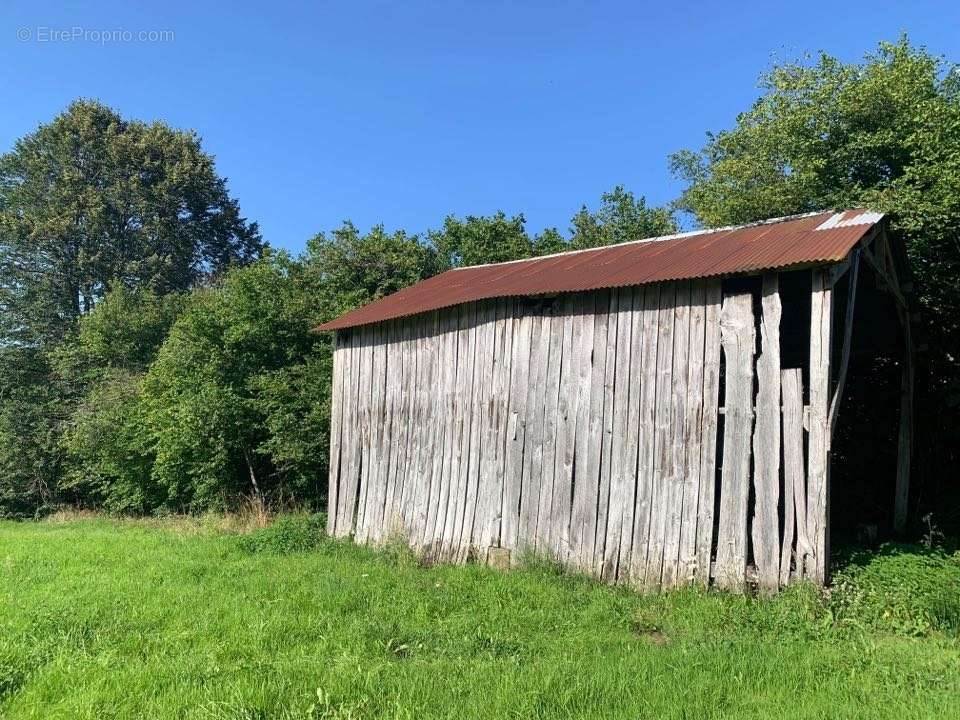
[317, 209, 882, 331]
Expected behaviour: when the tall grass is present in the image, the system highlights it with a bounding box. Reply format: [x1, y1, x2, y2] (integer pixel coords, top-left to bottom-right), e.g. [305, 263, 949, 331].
[0, 517, 957, 719]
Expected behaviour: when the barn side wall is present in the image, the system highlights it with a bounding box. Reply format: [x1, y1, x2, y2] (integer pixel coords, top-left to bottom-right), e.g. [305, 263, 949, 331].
[327, 275, 833, 591]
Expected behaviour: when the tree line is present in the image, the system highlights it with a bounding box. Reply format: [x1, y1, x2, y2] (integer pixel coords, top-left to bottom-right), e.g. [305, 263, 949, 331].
[0, 99, 675, 515]
[2, 38, 959, 531]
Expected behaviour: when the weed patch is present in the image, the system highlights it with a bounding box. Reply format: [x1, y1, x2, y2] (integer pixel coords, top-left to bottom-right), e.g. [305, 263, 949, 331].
[829, 543, 960, 637]
[236, 514, 326, 555]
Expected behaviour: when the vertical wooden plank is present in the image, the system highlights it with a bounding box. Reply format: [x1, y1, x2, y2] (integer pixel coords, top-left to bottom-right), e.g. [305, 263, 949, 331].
[714, 292, 755, 591]
[329, 331, 346, 536]
[379, 322, 403, 540]
[616, 287, 646, 581]
[570, 292, 598, 568]
[628, 283, 661, 586]
[429, 309, 459, 555]
[402, 318, 427, 545]
[602, 288, 636, 582]
[537, 301, 565, 555]
[458, 306, 482, 559]
[416, 308, 457, 557]
[752, 274, 782, 591]
[643, 283, 677, 590]
[553, 298, 582, 561]
[335, 328, 360, 537]
[807, 269, 833, 585]
[327, 333, 344, 536]
[462, 302, 495, 559]
[444, 303, 476, 560]
[678, 281, 706, 585]
[338, 327, 363, 536]
[592, 291, 619, 576]
[395, 319, 418, 542]
[411, 311, 436, 544]
[359, 324, 377, 543]
[371, 323, 392, 543]
[473, 301, 498, 552]
[441, 304, 468, 559]
[351, 326, 369, 541]
[781, 368, 807, 584]
[502, 308, 532, 552]
[483, 299, 515, 550]
[694, 279, 722, 586]
[404, 317, 424, 546]
[376, 322, 397, 543]
[495, 300, 516, 546]
[661, 282, 691, 588]
[519, 309, 550, 552]
[355, 324, 378, 544]
[351, 328, 368, 540]
[367, 322, 391, 543]
[372, 322, 391, 543]
[414, 312, 441, 548]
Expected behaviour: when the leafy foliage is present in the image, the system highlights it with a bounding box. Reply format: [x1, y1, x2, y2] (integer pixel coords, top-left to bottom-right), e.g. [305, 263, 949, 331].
[569, 186, 677, 249]
[671, 37, 960, 528]
[0, 348, 63, 517]
[429, 190, 676, 270]
[829, 543, 960, 637]
[69, 287, 187, 371]
[672, 38, 960, 344]
[0, 101, 262, 517]
[0, 98, 687, 518]
[141, 255, 314, 509]
[60, 369, 157, 513]
[303, 222, 438, 317]
[0, 99, 261, 345]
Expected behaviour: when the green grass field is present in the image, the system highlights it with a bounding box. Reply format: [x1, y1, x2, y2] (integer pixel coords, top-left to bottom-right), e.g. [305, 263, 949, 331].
[1, 517, 958, 719]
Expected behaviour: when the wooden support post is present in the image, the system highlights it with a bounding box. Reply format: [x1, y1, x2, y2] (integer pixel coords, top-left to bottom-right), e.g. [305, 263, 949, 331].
[894, 309, 914, 534]
[829, 251, 860, 430]
[327, 332, 344, 536]
[752, 275, 781, 592]
[861, 230, 913, 533]
[807, 269, 833, 585]
[715, 292, 755, 590]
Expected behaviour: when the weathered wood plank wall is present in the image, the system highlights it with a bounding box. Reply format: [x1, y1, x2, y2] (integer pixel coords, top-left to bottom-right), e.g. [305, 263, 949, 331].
[328, 272, 836, 590]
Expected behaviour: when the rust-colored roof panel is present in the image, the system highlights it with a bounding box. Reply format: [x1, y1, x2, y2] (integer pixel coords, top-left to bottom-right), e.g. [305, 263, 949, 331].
[317, 210, 881, 331]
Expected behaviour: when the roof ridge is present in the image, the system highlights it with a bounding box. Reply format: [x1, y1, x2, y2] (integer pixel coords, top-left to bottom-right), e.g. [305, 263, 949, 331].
[317, 207, 882, 331]
[449, 209, 832, 271]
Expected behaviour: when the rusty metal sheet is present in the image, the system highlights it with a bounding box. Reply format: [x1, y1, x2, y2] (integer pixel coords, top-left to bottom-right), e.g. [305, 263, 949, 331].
[317, 210, 881, 331]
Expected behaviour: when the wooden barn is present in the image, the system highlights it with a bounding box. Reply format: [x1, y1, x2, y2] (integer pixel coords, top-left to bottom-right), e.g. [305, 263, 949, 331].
[318, 209, 913, 591]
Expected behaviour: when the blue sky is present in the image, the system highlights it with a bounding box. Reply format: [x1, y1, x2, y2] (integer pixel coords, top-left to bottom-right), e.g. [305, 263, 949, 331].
[2, 2, 958, 252]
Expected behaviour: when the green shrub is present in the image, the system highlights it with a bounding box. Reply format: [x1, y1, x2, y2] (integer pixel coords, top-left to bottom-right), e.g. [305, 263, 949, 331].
[829, 543, 960, 637]
[236, 513, 327, 555]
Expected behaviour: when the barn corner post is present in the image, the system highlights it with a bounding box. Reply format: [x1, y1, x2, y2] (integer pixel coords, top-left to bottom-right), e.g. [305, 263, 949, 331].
[326, 329, 343, 536]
